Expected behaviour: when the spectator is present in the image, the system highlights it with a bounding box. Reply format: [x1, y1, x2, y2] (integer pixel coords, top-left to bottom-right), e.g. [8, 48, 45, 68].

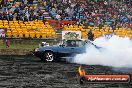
[87, 30, 94, 41]
[5, 39, 9, 48]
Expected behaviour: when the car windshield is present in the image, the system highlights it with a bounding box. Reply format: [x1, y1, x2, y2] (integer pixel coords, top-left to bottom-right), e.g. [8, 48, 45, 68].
[65, 40, 85, 47]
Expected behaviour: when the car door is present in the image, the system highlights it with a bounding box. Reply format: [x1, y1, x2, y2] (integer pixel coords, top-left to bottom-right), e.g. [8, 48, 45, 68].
[57, 40, 76, 57]
[73, 40, 86, 54]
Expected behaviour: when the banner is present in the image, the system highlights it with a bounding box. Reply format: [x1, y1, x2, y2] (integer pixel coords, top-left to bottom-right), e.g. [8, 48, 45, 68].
[0, 29, 5, 37]
[62, 31, 81, 40]
[103, 33, 114, 39]
[78, 66, 130, 84]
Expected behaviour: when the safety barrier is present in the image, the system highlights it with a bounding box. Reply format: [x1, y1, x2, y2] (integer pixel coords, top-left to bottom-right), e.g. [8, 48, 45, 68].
[46, 20, 76, 29]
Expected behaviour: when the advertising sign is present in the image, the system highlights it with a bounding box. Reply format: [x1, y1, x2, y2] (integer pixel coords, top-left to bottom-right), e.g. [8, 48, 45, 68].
[62, 31, 81, 40]
[103, 33, 114, 39]
[78, 66, 130, 84]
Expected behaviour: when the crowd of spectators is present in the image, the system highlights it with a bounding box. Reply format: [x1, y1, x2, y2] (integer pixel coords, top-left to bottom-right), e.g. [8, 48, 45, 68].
[0, 0, 131, 29]
[0, 0, 46, 22]
[45, 0, 132, 29]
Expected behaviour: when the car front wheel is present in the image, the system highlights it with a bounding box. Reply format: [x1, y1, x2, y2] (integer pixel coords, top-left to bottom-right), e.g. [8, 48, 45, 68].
[43, 52, 54, 62]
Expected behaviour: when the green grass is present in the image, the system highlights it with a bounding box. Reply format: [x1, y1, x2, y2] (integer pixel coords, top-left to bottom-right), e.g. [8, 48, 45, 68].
[0, 40, 38, 50]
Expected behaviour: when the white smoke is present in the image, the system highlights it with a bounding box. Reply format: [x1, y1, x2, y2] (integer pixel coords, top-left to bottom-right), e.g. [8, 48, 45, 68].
[73, 35, 132, 68]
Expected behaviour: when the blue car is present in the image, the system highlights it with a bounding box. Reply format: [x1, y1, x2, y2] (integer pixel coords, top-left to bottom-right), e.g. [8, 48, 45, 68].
[32, 39, 99, 62]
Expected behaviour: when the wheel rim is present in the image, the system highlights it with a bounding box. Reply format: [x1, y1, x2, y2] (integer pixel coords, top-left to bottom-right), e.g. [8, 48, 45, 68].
[45, 52, 54, 62]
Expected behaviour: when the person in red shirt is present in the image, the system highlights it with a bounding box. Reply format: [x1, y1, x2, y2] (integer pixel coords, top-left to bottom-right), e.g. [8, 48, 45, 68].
[5, 39, 9, 48]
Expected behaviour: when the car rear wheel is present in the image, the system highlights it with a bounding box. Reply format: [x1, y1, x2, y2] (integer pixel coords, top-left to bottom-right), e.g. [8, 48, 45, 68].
[43, 52, 54, 62]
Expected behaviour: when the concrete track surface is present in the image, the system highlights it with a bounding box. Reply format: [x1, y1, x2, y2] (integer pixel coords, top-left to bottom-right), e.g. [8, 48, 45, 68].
[0, 56, 131, 88]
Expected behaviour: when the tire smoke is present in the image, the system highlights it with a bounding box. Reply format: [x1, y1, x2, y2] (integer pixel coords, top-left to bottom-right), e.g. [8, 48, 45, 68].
[73, 35, 132, 68]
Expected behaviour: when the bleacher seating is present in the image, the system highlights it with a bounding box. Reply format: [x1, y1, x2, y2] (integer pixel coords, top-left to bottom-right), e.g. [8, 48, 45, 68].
[0, 18, 131, 39]
[0, 20, 56, 39]
[63, 23, 132, 39]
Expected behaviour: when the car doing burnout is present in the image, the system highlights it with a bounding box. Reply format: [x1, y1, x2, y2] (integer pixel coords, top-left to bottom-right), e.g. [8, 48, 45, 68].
[32, 39, 100, 62]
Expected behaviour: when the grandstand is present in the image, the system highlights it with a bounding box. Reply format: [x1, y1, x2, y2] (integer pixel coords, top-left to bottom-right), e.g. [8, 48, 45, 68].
[3, 20, 56, 38]
[0, 0, 131, 40]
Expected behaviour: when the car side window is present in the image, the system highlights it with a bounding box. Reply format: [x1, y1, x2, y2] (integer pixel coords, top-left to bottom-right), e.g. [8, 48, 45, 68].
[76, 41, 85, 47]
[65, 40, 76, 47]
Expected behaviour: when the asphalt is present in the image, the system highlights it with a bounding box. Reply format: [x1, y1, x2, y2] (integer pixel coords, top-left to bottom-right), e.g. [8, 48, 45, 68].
[0, 55, 131, 88]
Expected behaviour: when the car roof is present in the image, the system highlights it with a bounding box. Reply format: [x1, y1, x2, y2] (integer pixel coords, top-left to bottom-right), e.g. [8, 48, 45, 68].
[64, 39, 84, 41]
